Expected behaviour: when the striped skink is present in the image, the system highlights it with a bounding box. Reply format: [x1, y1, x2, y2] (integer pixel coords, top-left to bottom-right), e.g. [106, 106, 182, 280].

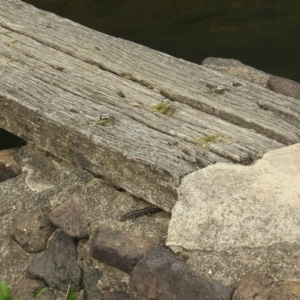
[119, 207, 163, 221]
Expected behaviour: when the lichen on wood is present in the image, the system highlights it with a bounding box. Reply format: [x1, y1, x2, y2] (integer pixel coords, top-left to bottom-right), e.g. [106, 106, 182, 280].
[194, 132, 233, 149]
[150, 101, 174, 116]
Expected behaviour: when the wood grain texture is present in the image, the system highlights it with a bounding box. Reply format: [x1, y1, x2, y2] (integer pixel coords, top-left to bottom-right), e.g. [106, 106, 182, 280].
[0, 0, 298, 211]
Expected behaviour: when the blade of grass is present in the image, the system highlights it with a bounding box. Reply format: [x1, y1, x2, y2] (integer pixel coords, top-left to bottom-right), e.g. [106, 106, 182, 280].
[34, 287, 47, 299]
[0, 279, 12, 300]
[64, 285, 76, 300]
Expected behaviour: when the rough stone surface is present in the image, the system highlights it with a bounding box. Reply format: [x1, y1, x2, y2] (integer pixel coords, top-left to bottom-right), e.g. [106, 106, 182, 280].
[167, 144, 300, 251]
[11, 212, 55, 253]
[167, 144, 300, 285]
[11, 278, 55, 300]
[1, 144, 169, 300]
[202, 57, 270, 87]
[183, 242, 300, 287]
[21, 145, 76, 193]
[49, 192, 88, 238]
[233, 275, 300, 300]
[27, 230, 83, 292]
[83, 268, 102, 300]
[91, 225, 155, 274]
[103, 291, 134, 300]
[131, 246, 233, 300]
[0, 148, 21, 182]
[267, 75, 300, 100]
[202, 57, 245, 67]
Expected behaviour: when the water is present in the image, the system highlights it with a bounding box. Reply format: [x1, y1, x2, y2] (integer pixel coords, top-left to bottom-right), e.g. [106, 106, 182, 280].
[22, 0, 300, 82]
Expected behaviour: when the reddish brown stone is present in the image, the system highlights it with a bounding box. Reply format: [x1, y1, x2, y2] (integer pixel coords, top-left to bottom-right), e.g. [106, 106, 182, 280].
[267, 75, 300, 100]
[11, 212, 55, 253]
[0, 148, 21, 182]
[131, 246, 233, 300]
[49, 192, 88, 238]
[233, 274, 300, 300]
[90, 225, 154, 274]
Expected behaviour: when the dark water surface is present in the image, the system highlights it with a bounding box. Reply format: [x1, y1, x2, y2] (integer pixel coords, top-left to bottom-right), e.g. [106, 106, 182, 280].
[22, 0, 300, 82]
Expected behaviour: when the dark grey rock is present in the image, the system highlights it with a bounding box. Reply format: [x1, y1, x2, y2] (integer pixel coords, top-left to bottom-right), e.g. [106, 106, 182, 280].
[267, 75, 300, 100]
[103, 291, 134, 300]
[11, 212, 55, 253]
[83, 268, 102, 300]
[233, 274, 300, 300]
[11, 278, 55, 300]
[131, 246, 233, 300]
[90, 225, 154, 274]
[27, 231, 83, 292]
[49, 192, 88, 238]
[0, 148, 21, 182]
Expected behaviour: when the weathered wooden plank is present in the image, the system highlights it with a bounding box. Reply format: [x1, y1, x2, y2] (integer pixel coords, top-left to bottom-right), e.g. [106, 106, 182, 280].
[0, 28, 284, 159]
[0, 1, 298, 211]
[0, 28, 283, 161]
[0, 0, 299, 145]
[0, 31, 225, 211]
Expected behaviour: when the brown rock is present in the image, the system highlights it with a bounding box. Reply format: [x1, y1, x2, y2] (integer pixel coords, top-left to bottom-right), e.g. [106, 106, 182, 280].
[49, 192, 88, 238]
[233, 275, 274, 299]
[103, 291, 134, 300]
[11, 212, 55, 253]
[202, 57, 270, 87]
[131, 246, 233, 300]
[90, 225, 154, 274]
[11, 278, 55, 300]
[267, 75, 300, 100]
[0, 148, 21, 182]
[233, 275, 300, 300]
[202, 57, 245, 67]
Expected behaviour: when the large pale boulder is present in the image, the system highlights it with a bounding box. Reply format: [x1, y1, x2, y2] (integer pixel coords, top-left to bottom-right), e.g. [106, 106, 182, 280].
[167, 144, 300, 285]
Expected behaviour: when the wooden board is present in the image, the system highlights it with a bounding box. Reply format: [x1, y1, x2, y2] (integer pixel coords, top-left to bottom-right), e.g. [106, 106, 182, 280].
[0, 0, 299, 211]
